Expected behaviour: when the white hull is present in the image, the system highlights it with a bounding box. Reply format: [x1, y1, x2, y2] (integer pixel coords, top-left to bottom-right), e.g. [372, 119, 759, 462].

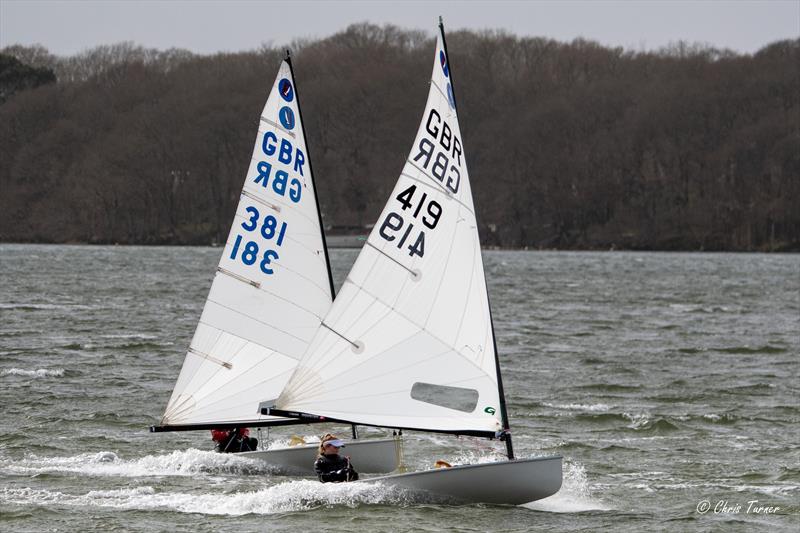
[240, 437, 400, 475]
[360, 455, 562, 505]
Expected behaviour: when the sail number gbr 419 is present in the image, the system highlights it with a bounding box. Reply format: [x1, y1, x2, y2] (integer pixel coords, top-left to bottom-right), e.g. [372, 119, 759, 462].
[378, 184, 442, 258]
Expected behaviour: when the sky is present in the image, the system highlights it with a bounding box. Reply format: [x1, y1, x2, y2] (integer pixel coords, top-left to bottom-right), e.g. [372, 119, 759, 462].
[1, 0, 798, 56]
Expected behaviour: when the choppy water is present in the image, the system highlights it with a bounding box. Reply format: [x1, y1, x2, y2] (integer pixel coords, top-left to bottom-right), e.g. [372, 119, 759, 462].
[0, 245, 797, 531]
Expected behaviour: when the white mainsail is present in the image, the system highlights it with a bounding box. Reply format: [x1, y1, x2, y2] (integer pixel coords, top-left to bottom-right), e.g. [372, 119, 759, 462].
[276, 31, 504, 436]
[160, 59, 334, 427]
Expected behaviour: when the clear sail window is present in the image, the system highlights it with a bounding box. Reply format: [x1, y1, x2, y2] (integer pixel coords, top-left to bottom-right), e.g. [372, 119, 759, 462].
[410, 382, 479, 413]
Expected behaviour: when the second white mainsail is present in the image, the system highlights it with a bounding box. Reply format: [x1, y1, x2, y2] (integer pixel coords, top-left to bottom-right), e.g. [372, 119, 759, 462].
[158, 57, 334, 428]
[274, 29, 505, 437]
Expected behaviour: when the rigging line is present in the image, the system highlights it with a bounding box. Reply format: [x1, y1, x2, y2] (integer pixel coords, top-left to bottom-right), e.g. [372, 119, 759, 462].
[292, 344, 475, 403]
[320, 321, 360, 349]
[240, 189, 281, 213]
[402, 161, 475, 215]
[163, 326, 227, 418]
[222, 226, 337, 299]
[365, 241, 416, 275]
[286, 283, 389, 396]
[296, 329, 493, 403]
[211, 264, 328, 322]
[286, 281, 407, 397]
[238, 181, 318, 229]
[226, 197, 328, 267]
[291, 283, 495, 397]
[188, 346, 232, 369]
[216, 267, 260, 289]
[238, 154, 320, 229]
[168, 339, 254, 416]
[230, 200, 317, 239]
[287, 273, 366, 386]
[184, 342, 288, 398]
[260, 116, 296, 139]
[288, 301, 412, 397]
[349, 282, 497, 378]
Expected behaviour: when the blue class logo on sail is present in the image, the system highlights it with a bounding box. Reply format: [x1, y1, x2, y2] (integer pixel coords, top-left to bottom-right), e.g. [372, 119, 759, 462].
[446, 83, 456, 110]
[278, 78, 294, 102]
[279, 106, 295, 130]
[439, 50, 449, 77]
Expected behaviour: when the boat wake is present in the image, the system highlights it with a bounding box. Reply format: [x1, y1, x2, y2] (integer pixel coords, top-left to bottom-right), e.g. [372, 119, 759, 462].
[524, 460, 610, 513]
[0, 480, 407, 515]
[0, 449, 276, 478]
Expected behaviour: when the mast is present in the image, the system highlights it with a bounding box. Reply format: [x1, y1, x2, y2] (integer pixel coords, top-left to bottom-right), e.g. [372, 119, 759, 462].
[438, 17, 514, 460]
[285, 49, 337, 301]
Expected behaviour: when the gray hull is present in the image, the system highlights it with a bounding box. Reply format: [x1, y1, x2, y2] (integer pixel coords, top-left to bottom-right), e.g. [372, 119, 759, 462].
[361, 455, 562, 505]
[239, 437, 400, 475]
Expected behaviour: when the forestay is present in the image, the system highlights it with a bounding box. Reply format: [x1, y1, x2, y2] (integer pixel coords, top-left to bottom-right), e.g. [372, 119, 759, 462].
[276, 32, 503, 436]
[160, 60, 333, 427]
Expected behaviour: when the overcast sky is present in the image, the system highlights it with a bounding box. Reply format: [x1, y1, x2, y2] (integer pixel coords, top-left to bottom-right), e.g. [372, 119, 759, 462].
[1, 0, 798, 56]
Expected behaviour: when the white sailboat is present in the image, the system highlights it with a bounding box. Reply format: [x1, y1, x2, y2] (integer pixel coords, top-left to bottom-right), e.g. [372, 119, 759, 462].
[265, 21, 562, 503]
[151, 52, 399, 475]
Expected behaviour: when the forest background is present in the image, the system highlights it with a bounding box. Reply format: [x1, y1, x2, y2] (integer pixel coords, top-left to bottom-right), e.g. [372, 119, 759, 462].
[1, 24, 798, 251]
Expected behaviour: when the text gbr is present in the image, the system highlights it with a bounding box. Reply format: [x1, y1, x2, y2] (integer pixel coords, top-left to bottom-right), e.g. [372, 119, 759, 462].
[254, 131, 306, 203]
[413, 108, 462, 194]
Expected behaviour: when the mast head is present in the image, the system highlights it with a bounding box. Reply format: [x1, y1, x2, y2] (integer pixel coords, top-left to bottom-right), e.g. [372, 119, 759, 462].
[284, 49, 291, 61]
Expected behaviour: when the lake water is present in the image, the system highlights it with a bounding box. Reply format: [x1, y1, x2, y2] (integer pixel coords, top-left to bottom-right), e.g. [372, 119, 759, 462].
[1, 245, 797, 531]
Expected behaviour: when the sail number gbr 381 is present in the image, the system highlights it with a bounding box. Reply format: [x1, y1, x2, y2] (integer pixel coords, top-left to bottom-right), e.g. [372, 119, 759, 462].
[228, 129, 307, 276]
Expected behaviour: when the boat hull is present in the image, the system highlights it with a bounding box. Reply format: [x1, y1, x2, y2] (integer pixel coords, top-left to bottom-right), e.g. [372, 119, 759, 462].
[239, 437, 400, 475]
[361, 455, 562, 505]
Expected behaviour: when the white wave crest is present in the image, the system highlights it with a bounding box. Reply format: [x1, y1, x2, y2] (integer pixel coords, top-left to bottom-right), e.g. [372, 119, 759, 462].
[1, 368, 65, 378]
[623, 412, 650, 429]
[1, 480, 405, 515]
[99, 333, 158, 340]
[0, 449, 276, 478]
[524, 460, 611, 513]
[543, 402, 611, 412]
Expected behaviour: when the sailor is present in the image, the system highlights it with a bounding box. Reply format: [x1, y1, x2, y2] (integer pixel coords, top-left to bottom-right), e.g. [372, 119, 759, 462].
[313, 433, 359, 482]
[210, 428, 258, 453]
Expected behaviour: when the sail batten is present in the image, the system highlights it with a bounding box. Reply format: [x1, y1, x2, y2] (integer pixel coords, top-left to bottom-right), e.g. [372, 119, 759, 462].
[158, 60, 334, 430]
[275, 27, 504, 433]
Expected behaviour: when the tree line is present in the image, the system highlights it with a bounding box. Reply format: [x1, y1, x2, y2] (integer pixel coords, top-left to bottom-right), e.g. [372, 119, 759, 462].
[1, 24, 798, 250]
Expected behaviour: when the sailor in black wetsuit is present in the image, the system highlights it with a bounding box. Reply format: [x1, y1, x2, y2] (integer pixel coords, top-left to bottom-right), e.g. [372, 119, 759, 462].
[314, 434, 359, 482]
